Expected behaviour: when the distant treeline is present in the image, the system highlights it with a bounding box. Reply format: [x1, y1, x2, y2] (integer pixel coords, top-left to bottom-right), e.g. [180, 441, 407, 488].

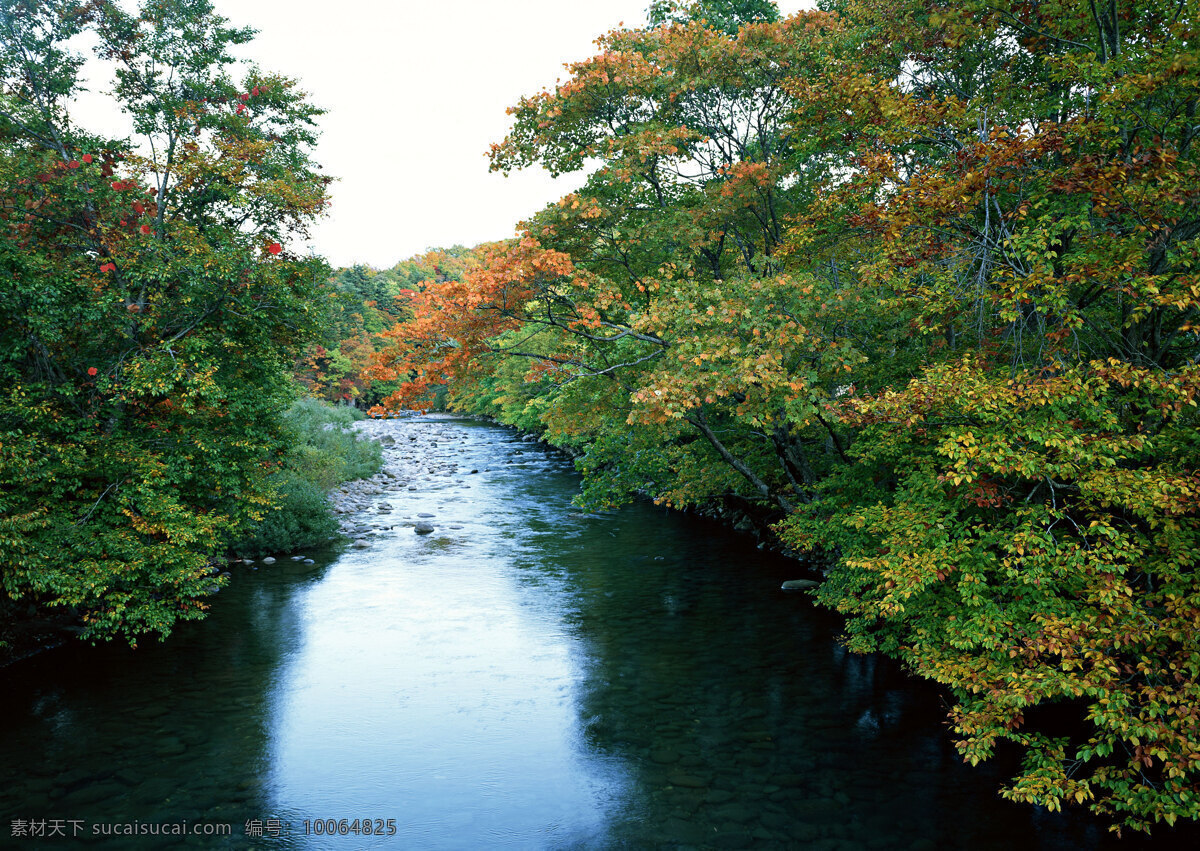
[294, 248, 477, 408]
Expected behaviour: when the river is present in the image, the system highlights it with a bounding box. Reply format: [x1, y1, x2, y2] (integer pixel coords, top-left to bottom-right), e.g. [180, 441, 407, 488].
[1, 416, 1192, 849]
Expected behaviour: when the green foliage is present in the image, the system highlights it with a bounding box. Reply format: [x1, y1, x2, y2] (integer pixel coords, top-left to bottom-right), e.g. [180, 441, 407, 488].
[374, 0, 1200, 833]
[229, 471, 335, 557]
[282, 397, 382, 488]
[0, 0, 330, 643]
[230, 398, 382, 556]
[647, 0, 780, 33]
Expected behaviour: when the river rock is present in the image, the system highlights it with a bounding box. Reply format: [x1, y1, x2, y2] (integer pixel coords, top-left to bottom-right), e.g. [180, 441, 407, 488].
[760, 812, 793, 831]
[781, 579, 819, 591]
[658, 818, 710, 845]
[713, 803, 754, 823]
[414, 522, 435, 534]
[261, 557, 276, 564]
[352, 539, 371, 548]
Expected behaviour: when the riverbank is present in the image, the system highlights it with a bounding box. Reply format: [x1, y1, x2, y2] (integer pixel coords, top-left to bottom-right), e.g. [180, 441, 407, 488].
[7, 414, 1191, 849]
[0, 401, 385, 670]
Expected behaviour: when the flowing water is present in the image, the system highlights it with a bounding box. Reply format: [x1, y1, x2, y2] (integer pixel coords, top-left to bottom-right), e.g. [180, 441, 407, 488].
[1, 416, 1194, 849]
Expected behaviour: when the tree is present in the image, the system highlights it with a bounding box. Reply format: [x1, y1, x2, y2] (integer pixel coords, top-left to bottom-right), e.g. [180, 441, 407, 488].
[775, 0, 1200, 832]
[434, 9, 850, 515]
[646, 0, 780, 33]
[296, 250, 478, 407]
[371, 0, 1200, 832]
[0, 0, 331, 644]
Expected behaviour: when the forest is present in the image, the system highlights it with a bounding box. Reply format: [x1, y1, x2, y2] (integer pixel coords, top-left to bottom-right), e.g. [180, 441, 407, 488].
[367, 0, 1200, 835]
[2, 0, 1198, 837]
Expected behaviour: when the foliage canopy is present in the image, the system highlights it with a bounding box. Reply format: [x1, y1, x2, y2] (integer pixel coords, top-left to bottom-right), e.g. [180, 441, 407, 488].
[0, 0, 330, 643]
[373, 0, 1200, 832]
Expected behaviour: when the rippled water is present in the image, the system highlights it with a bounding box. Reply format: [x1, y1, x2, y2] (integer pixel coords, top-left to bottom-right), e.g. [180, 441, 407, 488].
[2, 416, 1194, 849]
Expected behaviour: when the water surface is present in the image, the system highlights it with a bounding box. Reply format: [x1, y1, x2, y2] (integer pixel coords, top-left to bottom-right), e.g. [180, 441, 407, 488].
[2, 417, 1193, 849]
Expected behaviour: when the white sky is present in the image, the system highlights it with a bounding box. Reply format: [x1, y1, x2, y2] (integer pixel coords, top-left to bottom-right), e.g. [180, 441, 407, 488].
[77, 1, 812, 269]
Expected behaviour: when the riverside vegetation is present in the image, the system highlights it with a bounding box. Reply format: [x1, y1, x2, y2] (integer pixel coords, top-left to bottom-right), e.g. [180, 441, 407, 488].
[229, 398, 382, 558]
[2, 0, 1198, 838]
[365, 0, 1200, 836]
[0, 0, 368, 655]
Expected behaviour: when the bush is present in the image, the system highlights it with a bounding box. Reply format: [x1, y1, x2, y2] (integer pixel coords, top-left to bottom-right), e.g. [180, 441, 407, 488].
[284, 398, 383, 487]
[230, 471, 338, 555]
[229, 399, 383, 556]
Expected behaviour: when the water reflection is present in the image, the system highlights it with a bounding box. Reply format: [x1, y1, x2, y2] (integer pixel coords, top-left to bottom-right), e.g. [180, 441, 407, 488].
[262, 422, 630, 849]
[0, 556, 337, 848]
[1, 417, 1196, 849]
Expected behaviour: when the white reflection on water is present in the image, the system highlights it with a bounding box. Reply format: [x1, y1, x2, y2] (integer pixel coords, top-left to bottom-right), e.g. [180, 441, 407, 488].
[264, 421, 631, 848]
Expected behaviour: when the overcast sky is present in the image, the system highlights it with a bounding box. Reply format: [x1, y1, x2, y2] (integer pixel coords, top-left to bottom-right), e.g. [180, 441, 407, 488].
[80, 1, 811, 269]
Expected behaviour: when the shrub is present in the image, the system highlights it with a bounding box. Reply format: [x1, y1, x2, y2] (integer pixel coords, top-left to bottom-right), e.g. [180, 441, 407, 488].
[229, 399, 382, 555]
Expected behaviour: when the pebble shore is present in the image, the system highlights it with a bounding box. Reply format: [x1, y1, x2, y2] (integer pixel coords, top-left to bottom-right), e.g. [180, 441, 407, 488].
[328, 414, 487, 545]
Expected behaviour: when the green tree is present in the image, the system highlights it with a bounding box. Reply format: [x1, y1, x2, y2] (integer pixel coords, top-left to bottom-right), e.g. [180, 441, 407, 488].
[646, 0, 780, 33]
[374, 0, 1200, 833]
[777, 0, 1200, 832]
[0, 0, 331, 644]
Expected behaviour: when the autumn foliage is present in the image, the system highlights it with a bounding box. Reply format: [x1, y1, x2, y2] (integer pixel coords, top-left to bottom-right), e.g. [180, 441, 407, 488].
[371, 0, 1200, 833]
[295, 250, 478, 407]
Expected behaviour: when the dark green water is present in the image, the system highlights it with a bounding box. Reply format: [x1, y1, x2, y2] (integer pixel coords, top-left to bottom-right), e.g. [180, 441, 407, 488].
[2, 417, 1195, 849]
